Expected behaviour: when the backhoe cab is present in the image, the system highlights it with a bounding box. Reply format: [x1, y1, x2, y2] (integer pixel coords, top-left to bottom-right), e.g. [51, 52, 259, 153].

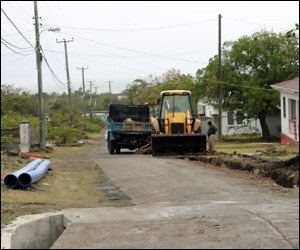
[151, 90, 206, 156]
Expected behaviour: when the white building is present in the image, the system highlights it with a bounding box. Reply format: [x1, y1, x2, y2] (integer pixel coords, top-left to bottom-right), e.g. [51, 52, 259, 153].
[271, 78, 299, 145]
[197, 101, 262, 136]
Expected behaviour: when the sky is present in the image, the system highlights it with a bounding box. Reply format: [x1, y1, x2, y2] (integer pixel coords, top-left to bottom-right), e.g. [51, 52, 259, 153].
[1, 1, 299, 94]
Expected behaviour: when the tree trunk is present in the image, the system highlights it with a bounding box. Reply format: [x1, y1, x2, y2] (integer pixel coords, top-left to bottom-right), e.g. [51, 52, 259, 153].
[259, 115, 271, 141]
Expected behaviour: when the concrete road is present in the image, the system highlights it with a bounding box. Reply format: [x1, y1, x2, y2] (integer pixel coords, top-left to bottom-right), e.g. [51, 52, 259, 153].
[52, 139, 299, 249]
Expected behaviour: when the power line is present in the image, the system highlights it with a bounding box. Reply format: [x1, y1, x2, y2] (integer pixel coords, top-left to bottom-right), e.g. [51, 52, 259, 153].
[1, 29, 34, 37]
[7, 1, 32, 24]
[1, 8, 35, 49]
[15, 1, 34, 18]
[223, 16, 287, 30]
[1, 36, 32, 50]
[1, 40, 34, 55]
[163, 49, 214, 56]
[40, 46, 67, 88]
[60, 32, 208, 64]
[222, 81, 277, 92]
[208, 79, 277, 92]
[43, 48, 213, 58]
[43, 17, 217, 32]
[43, 49, 138, 58]
[48, 93, 59, 109]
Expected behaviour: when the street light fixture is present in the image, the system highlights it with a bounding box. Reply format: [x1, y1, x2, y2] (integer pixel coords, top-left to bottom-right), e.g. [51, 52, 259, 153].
[48, 27, 60, 33]
[40, 27, 61, 35]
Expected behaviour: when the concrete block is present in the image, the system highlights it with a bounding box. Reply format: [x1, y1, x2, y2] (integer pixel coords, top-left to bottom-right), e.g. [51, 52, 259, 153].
[1, 212, 65, 249]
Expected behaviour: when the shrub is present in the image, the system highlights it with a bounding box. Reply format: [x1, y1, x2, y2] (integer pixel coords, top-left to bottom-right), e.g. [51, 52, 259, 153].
[1, 113, 39, 129]
[85, 116, 106, 133]
[1, 134, 15, 144]
[47, 125, 83, 145]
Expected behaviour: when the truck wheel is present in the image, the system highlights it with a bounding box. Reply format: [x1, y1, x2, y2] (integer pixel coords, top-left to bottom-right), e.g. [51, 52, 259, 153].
[115, 147, 120, 154]
[108, 141, 115, 155]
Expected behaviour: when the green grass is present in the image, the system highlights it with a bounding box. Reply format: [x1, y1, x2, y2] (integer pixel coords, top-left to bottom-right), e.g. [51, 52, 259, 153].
[1, 132, 107, 227]
[215, 142, 299, 159]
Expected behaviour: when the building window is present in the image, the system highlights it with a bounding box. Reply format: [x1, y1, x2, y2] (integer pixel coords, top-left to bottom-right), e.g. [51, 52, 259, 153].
[290, 99, 296, 119]
[227, 111, 234, 125]
[236, 116, 243, 125]
[283, 96, 286, 118]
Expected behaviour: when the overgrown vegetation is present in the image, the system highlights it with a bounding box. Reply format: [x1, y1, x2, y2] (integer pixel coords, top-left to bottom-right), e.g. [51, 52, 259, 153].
[1, 84, 106, 146]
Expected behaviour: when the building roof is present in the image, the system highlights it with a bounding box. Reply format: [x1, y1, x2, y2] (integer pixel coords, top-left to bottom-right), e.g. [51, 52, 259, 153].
[271, 78, 299, 93]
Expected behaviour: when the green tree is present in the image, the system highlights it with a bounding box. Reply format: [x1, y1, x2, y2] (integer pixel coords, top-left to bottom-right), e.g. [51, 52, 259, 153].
[197, 30, 299, 140]
[1, 84, 38, 116]
[123, 78, 155, 105]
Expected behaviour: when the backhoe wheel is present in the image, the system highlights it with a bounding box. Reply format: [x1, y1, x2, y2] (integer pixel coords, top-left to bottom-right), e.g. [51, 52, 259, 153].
[108, 140, 115, 155]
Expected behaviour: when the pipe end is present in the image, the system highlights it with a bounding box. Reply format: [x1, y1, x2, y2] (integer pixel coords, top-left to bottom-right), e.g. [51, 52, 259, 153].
[18, 173, 32, 188]
[4, 174, 19, 189]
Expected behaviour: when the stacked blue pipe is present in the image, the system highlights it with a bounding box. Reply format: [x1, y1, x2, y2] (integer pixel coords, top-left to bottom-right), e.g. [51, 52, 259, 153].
[18, 160, 51, 188]
[4, 159, 42, 189]
[4, 159, 51, 189]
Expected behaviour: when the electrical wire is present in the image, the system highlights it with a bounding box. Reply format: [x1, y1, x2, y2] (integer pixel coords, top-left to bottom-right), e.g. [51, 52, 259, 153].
[43, 17, 217, 32]
[1, 40, 34, 55]
[43, 48, 213, 58]
[207, 79, 277, 92]
[48, 94, 59, 109]
[15, 1, 33, 17]
[1, 29, 34, 37]
[1, 36, 32, 50]
[43, 49, 139, 58]
[60, 32, 208, 64]
[40, 46, 67, 88]
[223, 16, 287, 30]
[1, 8, 35, 49]
[7, 1, 32, 24]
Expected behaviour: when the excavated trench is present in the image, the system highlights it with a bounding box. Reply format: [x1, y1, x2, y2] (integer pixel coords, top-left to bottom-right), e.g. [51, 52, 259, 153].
[190, 154, 299, 188]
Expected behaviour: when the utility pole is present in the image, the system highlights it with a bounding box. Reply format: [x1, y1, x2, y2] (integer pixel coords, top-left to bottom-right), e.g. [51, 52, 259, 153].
[218, 14, 222, 142]
[56, 38, 74, 119]
[34, 1, 45, 150]
[87, 80, 95, 120]
[94, 86, 97, 113]
[108, 81, 112, 103]
[77, 66, 88, 128]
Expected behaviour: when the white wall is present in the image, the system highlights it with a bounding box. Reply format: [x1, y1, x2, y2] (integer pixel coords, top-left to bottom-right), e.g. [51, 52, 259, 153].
[280, 92, 299, 141]
[198, 101, 262, 136]
[221, 116, 262, 136]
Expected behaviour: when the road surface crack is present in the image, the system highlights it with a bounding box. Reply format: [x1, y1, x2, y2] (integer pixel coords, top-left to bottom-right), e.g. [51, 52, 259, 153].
[243, 209, 296, 249]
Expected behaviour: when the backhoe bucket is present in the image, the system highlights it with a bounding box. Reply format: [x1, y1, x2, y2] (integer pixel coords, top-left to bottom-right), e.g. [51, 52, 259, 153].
[151, 133, 206, 156]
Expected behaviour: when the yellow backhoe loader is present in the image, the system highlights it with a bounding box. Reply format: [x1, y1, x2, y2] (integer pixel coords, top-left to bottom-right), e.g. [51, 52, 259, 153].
[150, 90, 206, 156]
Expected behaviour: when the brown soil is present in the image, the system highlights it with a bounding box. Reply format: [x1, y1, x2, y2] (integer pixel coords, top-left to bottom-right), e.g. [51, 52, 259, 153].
[191, 153, 299, 188]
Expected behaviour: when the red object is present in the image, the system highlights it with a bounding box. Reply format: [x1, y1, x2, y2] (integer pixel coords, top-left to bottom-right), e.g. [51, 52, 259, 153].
[280, 133, 299, 146]
[19, 152, 50, 159]
[289, 118, 298, 140]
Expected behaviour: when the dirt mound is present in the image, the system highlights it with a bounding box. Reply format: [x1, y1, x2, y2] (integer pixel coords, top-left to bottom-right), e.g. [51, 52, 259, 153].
[195, 154, 299, 188]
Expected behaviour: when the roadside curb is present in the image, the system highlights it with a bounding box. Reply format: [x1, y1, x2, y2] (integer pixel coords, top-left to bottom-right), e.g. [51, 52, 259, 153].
[1, 212, 70, 249]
